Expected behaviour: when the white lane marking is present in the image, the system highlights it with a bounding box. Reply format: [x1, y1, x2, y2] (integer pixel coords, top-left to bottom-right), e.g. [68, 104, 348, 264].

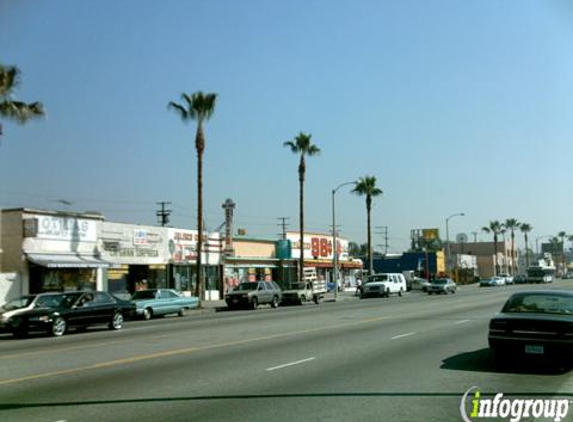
[266, 357, 316, 372]
[391, 332, 416, 340]
[455, 319, 470, 325]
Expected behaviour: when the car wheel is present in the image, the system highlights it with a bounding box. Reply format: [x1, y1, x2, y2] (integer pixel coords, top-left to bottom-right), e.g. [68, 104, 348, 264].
[271, 296, 279, 308]
[385, 289, 390, 298]
[398, 288, 403, 297]
[109, 311, 124, 330]
[428, 291, 432, 295]
[51, 316, 67, 337]
[251, 297, 258, 310]
[178, 308, 187, 317]
[299, 295, 305, 306]
[313, 295, 321, 305]
[143, 308, 153, 320]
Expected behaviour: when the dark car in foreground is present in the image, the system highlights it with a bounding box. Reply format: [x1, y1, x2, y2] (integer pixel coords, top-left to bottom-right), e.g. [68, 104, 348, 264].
[225, 281, 282, 310]
[131, 289, 199, 320]
[0, 291, 135, 337]
[427, 278, 457, 294]
[489, 290, 573, 360]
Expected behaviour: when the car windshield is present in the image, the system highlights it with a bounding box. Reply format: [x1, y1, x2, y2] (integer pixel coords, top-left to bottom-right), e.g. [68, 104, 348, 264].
[132, 291, 157, 300]
[235, 283, 259, 291]
[367, 275, 388, 283]
[0, 295, 36, 312]
[502, 294, 573, 315]
[431, 279, 447, 285]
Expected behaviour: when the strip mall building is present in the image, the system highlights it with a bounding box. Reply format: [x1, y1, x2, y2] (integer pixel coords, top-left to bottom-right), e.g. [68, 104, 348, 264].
[0, 208, 362, 304]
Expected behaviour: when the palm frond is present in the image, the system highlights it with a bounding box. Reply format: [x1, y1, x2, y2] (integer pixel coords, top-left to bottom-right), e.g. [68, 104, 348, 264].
[0, 64, 20, 98]
[0, 100, 44, 123]
[168, 101, 189, 121]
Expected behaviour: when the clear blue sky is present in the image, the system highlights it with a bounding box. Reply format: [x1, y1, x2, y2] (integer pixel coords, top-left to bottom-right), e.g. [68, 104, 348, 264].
[1, 0, 572, 252]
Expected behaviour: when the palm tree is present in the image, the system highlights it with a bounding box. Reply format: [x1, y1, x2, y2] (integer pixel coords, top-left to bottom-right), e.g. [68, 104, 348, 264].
[503, 219, 520, 275]
[169, 91, 217, 300]
[0, 64, 44, 138]
[283, 132, 320, 283]
[520, 223, 533, 269]
[482, 220, 503, 275]
[352, 176, 383, 276]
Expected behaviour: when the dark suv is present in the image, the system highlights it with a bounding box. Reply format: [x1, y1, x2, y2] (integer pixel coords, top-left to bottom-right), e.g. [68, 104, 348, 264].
[225, 281, 282, 310]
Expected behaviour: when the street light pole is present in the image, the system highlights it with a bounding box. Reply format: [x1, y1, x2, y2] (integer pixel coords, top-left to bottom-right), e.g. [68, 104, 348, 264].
[445, 212, 465, 276]
[332, 181, 356, 301]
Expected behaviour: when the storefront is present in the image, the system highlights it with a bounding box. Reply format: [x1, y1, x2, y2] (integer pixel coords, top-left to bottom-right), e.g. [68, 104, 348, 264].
[99, 222, 169, 294]
[167, 229, 222, 299]
[286, 231, 363, 286]
[1, 209, 108, 294]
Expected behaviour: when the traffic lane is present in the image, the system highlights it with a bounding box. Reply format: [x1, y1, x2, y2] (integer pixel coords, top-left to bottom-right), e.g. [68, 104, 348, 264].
[3, 297, 570, 421]
[0, 289, 511, 383]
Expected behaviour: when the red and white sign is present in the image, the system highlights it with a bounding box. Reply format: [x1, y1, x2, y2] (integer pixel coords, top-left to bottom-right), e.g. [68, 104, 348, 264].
[286, 232, 349, 261]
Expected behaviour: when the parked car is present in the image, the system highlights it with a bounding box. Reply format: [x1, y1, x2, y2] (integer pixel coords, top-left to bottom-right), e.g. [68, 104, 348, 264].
[489, 290, 573, 360]
[281, 281, 326, 305]
[0, 291, 135, 337]
[427, 278, 457, 294]
[130, 289, 199, 320]
[499, 273, 514, 285]
[360, 273, 407, 298]
[513, 274, 527, 284]
[225, 281, 282, 310]
[480, 276, 506, 287]
[410, 277, 431, 292]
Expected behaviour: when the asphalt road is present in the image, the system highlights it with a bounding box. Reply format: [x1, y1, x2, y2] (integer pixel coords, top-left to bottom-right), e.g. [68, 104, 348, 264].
[2, 281, 573, 422]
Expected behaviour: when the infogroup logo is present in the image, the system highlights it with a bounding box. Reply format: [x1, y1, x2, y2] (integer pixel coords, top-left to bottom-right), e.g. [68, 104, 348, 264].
[460, 386, 569, 422]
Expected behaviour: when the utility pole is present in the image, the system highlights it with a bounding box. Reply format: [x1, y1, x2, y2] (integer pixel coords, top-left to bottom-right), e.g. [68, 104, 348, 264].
[277, 217, 290, 240]
[156, 202, 172, 227]
[376, 226, 388, 255]
[471, 232, 478, 243]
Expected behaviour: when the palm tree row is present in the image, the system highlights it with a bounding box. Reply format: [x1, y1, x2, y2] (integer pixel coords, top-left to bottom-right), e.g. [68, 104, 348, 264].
[482, 219, 534, 276]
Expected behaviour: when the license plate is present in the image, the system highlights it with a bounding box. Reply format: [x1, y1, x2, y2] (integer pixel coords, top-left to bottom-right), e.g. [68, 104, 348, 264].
[525, 345, 544, 354]
[232, 298, 239, 303]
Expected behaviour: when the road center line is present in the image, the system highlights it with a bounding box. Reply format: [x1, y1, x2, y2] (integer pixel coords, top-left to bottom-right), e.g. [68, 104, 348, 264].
[266, 357, 316, 372]
[454, 319, 470, 325]
[391, 332, 415, 340]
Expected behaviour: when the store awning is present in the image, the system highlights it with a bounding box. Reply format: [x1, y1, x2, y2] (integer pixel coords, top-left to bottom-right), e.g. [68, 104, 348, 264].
[27, 253, 111, 269]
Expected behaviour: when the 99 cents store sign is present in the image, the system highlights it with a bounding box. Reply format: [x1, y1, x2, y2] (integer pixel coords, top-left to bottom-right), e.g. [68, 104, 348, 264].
[286, 232, 349, 260]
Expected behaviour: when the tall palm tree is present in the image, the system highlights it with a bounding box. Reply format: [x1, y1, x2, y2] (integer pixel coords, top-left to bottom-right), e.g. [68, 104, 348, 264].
[169, 91, 217, 300]
[0, 64, 44, 138]
[352, 176, 383, 276]
[558, 231, 568, 276]
[520, 223, 533, 269]
[482, 220, 503, 275]
[503, 219, 520, 275]
[283, 132, 320, 283]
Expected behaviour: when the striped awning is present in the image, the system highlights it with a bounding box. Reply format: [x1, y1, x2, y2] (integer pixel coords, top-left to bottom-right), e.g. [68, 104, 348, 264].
[27, 253, 111, 269]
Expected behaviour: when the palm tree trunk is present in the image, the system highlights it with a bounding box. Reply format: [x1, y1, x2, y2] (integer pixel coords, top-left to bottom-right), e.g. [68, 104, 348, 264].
[366, 196, 372, 275]
[195, 124, 205, 301]
[511, 232, 515, 275]
[524, 233, 530, 268]
[493, 234, 499, 276]
[298, 157, 305, 283]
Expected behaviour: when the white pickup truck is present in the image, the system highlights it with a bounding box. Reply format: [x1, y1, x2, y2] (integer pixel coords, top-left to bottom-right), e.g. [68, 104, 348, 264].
[281, 267, 327, 305]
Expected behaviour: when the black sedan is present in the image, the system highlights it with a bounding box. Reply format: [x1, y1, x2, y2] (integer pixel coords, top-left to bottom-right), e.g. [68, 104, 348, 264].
[0, 291, 135, 338]
[488, 290, 573, 360]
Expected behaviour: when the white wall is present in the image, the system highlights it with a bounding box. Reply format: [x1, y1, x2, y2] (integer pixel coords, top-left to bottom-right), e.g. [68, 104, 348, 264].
[0, 273, 22, 305]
